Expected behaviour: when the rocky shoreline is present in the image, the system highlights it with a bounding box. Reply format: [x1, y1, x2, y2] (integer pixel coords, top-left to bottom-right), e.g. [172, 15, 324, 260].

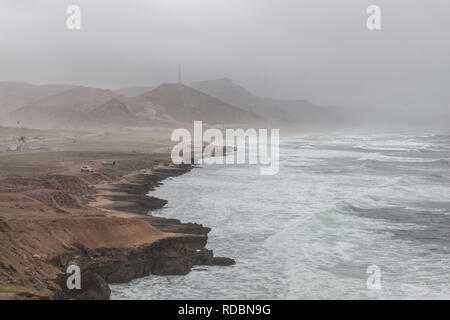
[55, 233, 234, 300]
[0, 155, 234, 300]
[55, 164, 235, 300]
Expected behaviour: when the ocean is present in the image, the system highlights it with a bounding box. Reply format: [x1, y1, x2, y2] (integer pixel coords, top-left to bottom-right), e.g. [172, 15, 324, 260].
[111, 132, 450, 299]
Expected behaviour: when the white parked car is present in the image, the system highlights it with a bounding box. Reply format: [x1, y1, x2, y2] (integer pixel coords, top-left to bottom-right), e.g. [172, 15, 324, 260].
[80, 165, 94, 173]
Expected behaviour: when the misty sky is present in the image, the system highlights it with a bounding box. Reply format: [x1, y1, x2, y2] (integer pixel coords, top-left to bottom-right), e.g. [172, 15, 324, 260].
[1, 0, 449, 119]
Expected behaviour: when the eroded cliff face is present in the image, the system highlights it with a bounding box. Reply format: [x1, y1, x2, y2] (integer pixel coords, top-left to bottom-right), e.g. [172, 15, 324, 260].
[54, 232, 233, 300]
[1, 212, 234, 300]
[0, 160, 234, 300]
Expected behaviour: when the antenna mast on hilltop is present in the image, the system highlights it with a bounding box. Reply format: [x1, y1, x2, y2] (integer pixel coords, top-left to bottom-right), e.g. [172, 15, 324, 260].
[177, 66, 182, 84]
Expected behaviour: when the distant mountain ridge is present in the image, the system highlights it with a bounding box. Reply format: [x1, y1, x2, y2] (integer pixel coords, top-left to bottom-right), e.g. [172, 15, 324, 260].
[0, 82, 75, 115]
[87, 98, 144, 127]
[190, 78, 339, 125]
[1, 79, 338, 129]
[8, 86, 124, 128]
[132, 83, 262, 124]
[114, 86, 155, 97]
[4, 83, 263, 129]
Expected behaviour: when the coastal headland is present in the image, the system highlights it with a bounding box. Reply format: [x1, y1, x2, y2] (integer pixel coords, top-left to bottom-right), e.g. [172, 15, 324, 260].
[0, 128, 234, 300]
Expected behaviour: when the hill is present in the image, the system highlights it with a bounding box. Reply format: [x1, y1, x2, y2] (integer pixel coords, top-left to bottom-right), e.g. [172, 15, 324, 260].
[86, 98, 144, 127]
[190, 78, 339, 125]
[4, 80, 339, 130]
[8, 86, 124, 128]
[114, 86, 155, 97]
[132, 83, 262, 125]
[0, 82, 74, 115]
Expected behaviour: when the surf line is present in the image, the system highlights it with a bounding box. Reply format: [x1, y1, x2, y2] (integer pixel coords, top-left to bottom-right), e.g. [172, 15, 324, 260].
[171, 121, 280, 176]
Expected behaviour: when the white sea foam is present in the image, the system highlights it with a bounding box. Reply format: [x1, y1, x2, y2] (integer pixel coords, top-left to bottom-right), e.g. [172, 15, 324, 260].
[111, 132, 450, 300]
[357, 152, 447, 163]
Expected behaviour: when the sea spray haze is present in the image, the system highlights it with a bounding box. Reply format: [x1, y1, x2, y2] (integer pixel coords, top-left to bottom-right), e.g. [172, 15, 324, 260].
[1, 0, 450, 302]
[170, 121, 280, 175]
[112, 132, 450, 299]
[2, 0, 450, 129]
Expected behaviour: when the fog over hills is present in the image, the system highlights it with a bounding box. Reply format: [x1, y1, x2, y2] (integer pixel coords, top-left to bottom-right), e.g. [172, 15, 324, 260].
[27, 86, 121, 111]
[88, 98, 145, 128]
[3, 81, 291, 129]
[191, 78, 340, 126]
[0, 82, 75, 116]
[114, 86, 155, 97]
[8, 86, 122, 129]
[2, 1, 449, 130]
[132, 83, 263, 125]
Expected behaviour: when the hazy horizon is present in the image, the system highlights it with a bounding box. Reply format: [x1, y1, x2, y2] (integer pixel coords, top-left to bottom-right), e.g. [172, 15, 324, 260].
[1, 0, 449, 125]
[1, 1, 450, 303]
